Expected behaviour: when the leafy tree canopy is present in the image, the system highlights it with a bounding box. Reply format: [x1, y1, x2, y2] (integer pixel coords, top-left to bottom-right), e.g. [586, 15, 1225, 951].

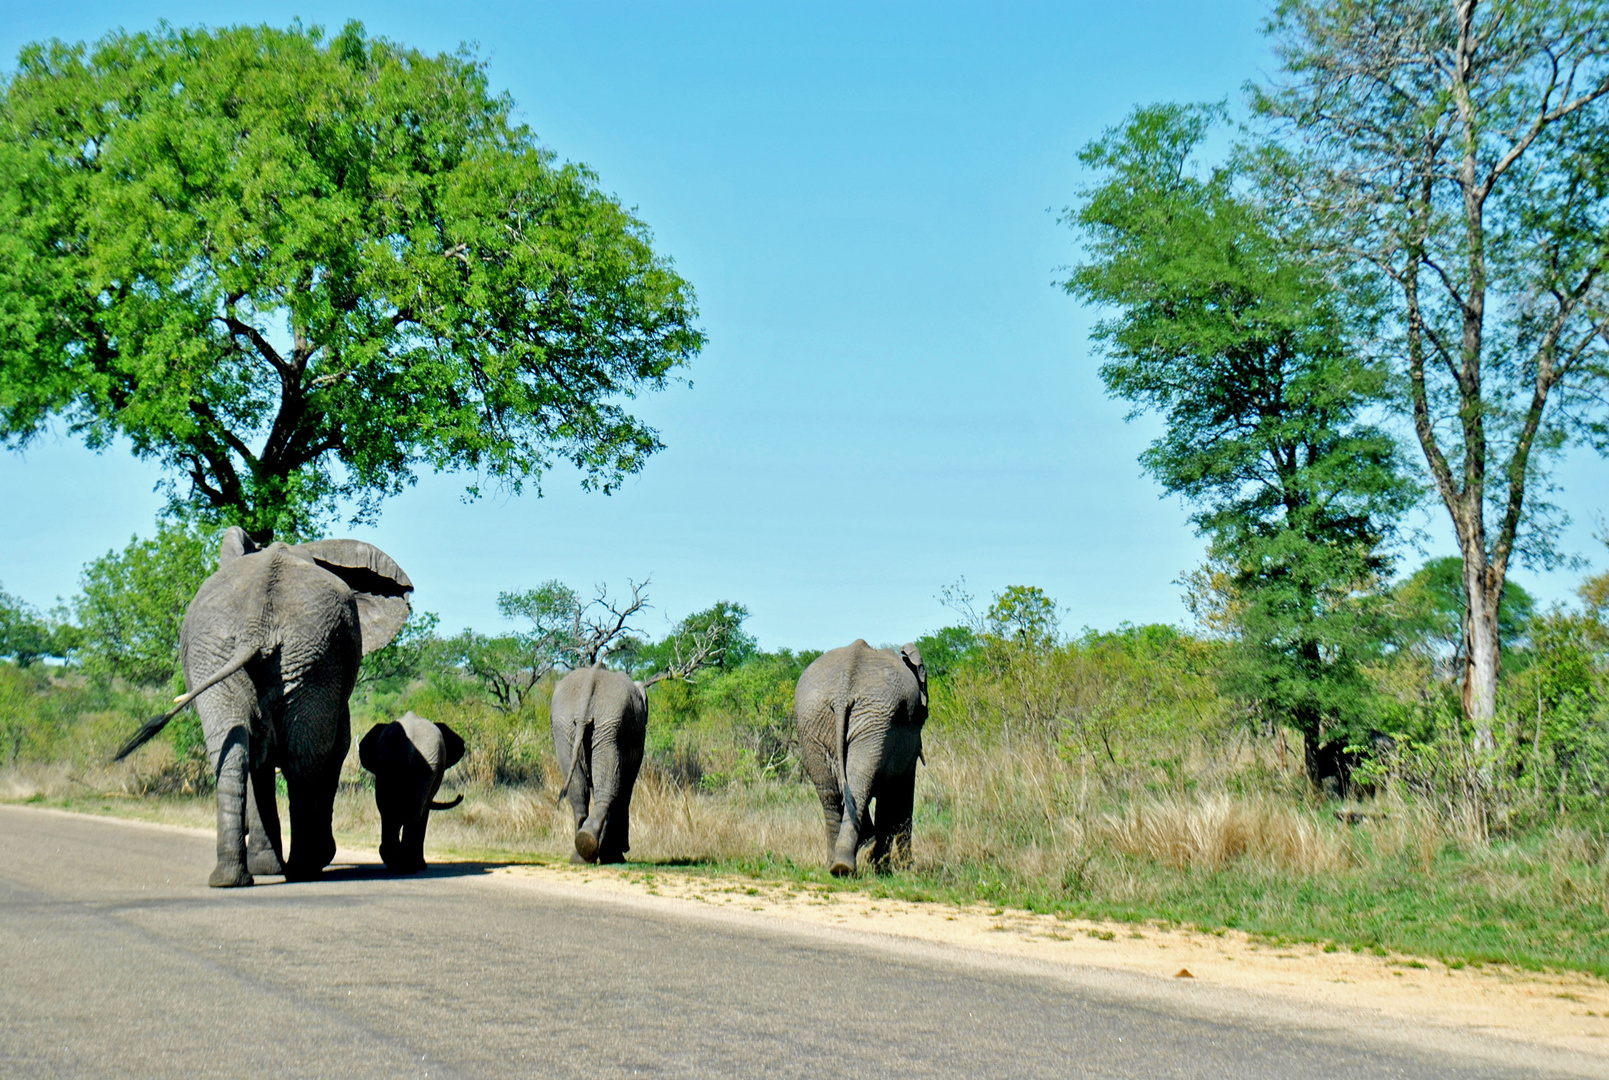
[0, 584, 71, 667]
[73, 519, 220, 686]
[1392, 556, 1535, 664]
[913, 625, 982, 680]
[628, 601, 757, 680]
[1064, 103, 1413, 769]
[1252, 0, 1609, 741]
[0, 21, 704, 540]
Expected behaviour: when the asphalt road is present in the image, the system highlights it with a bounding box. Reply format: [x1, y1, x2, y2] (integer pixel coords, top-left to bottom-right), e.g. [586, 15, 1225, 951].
[0, 805, 1591, 1079]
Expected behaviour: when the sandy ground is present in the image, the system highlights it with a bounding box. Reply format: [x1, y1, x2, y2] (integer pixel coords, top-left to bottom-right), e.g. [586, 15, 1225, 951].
[478, 857, 1609, 1068]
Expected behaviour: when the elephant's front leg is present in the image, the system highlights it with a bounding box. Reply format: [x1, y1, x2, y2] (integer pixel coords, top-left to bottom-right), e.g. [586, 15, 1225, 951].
[209, 726, 254, 888]
[597, 728, 643, 864]
[284, 759, 340, 882]
[869, 768, 916, 872]
[246, 763, 285, 876]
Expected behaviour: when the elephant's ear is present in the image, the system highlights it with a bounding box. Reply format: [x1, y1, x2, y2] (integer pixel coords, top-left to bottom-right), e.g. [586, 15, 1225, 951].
[358, 723, 389, 774]
[437, 723, 465, 770]
[899, 643, 928, 712]
[289, 540, 414, 655]
[218, 526, 259, 568]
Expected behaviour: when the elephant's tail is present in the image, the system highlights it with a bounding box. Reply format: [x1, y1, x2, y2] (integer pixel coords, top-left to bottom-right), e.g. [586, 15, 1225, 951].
[111, 642, 259, 762]
[429, 793, 464, 811]
[556, 664, 603, 804]
[557, 716, 593, 803]
[835, 697, 856, 829]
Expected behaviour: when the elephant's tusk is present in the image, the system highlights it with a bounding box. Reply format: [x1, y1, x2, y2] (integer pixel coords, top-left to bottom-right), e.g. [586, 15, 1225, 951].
[429, 793, 463, 810]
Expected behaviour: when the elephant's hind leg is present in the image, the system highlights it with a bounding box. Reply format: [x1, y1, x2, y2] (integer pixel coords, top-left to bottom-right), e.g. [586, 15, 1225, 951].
[246, 764, 285, 876]
[209, 727, 254, 888]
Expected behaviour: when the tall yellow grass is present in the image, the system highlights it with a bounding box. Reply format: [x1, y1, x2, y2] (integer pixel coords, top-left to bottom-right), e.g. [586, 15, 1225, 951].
[6, 722, 1378, 884]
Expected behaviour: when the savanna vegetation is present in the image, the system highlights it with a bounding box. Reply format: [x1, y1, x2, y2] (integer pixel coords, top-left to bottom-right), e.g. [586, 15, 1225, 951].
[4, 527, 1609, 976]
[3, 2, 1609, 982]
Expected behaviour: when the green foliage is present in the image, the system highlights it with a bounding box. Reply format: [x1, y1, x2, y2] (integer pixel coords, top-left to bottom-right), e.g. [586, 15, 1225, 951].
[1252, 1, 1609, 734]
[0, 584, 71, 666]
[985, 586, 1059, 652]
[628, 601, 758, 680]
[357, 610, 442, 694]
[931, 584, 1232, 770]
[73, 520, 219, 688]
[913, 626, 982, 680]
[1064, 103, 1411, 763]
[1391, 557, 1536, 662]
[0, 21, 703, 540]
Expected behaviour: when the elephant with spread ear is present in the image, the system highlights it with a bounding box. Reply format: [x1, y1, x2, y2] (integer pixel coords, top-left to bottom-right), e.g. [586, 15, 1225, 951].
[551, 663, 648, 864]
[115, 527, 412, 887]
[359, 712, 465, 874]
[794, 639, 927, 876]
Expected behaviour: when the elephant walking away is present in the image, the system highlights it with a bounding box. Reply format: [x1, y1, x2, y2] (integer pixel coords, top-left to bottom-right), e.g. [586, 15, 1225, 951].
[794, 640, 927, 876]
[359, 712, 465, 874]
[115, 528, 412, 886]
[551, 664, 647, 864]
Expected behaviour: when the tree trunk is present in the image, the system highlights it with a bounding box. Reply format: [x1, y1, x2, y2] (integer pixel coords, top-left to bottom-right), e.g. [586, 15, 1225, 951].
[1462, 557, 1500, 755]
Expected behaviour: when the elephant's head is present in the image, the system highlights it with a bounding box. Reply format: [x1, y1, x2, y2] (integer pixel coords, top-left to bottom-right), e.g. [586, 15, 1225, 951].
[359, 712, 464, 874]
[899, 642, 928, 721]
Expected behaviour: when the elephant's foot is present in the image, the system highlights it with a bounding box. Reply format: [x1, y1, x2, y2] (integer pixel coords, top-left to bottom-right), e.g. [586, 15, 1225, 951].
[573, 827, 600, 864]
[829, 858, 855, 877]
[283, 862, 324, 883]
[209, 862, 254, 888]
[247, 849, 285, 876]
[597, 849, 628, 865]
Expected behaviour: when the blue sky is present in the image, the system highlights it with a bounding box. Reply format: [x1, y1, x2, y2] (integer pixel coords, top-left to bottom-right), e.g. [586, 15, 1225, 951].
[1, 2, 1605, 650]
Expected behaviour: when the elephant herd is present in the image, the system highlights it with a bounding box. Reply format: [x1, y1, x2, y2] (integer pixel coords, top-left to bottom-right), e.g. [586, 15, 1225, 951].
[114, 531, 929, 887]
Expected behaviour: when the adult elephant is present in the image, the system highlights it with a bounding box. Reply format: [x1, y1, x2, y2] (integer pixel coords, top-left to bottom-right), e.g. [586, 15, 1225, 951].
[551, 663, 647, 864]
[114, 527, 412, 887]
[794, 640, 927, 876]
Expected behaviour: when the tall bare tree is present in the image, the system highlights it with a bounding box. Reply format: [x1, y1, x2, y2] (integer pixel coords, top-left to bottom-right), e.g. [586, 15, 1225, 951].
[1255, 0, 1609, 749]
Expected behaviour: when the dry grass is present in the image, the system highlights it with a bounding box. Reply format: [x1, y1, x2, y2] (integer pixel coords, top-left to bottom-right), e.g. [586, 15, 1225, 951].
[1099, 794, 1354, 874]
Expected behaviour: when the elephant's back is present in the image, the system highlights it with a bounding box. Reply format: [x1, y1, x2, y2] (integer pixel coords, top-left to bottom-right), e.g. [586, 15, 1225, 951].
[395, 710, 444, 769]
[795, 640, 914, 721]
[181, 545, 362, 671]
[552, 666, 640, 725]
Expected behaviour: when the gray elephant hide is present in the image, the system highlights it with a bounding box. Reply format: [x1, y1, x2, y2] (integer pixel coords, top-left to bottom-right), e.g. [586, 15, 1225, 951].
[794, 639, 927, 876]
[550, 664, 647, 864]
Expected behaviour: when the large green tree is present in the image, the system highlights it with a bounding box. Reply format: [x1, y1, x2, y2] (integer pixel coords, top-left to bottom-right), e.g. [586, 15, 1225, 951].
[1064, 103, 1412, 780]
[0, 21, 703, 540]
[73, 520, 219, 687]
[1254, 0, 1609, 750]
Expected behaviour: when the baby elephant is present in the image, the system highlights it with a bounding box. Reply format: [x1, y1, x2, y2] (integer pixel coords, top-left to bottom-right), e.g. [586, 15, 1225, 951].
[358, 712, 465, 874]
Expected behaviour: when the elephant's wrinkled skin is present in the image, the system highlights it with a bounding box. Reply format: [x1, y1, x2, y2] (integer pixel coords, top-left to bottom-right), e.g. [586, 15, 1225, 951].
[115, 528, 411, 887]
[359, 712, 464, 874]
[794, 639, 927, 876]
[551, 664, 646, 864]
